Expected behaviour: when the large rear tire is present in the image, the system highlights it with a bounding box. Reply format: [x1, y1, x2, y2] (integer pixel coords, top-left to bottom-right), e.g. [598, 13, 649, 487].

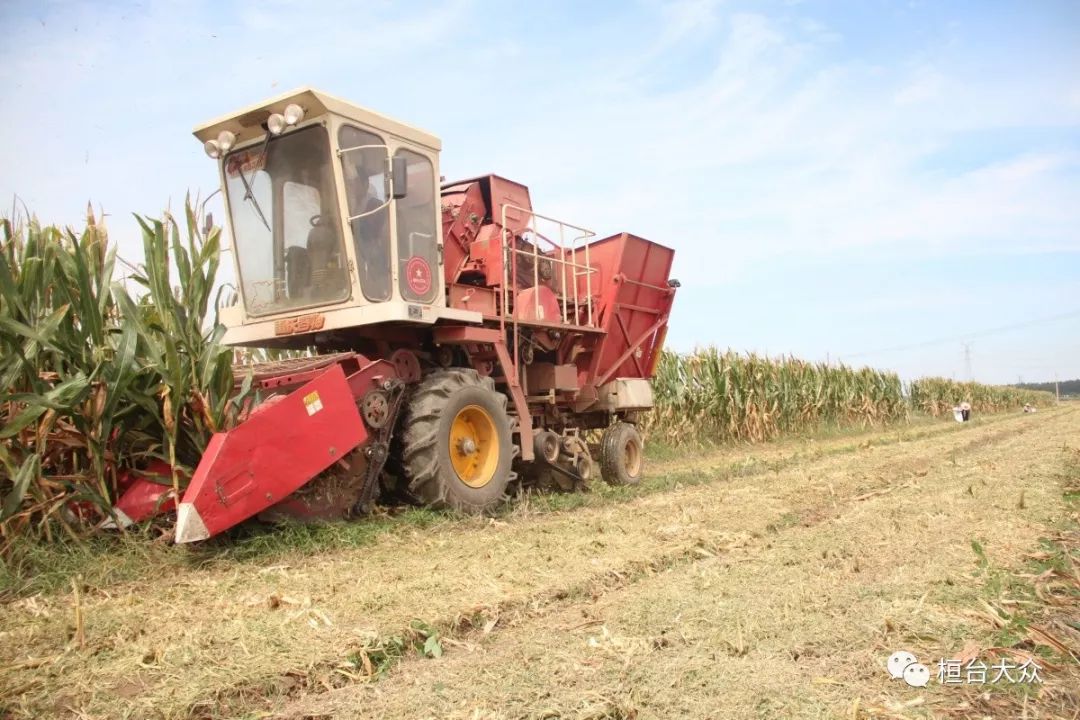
[599, 422, 644, 486]
[401, 369, 514, 513]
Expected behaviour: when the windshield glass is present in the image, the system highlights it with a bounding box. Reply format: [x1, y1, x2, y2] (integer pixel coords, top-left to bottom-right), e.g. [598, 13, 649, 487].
[224, 125, 349, 316]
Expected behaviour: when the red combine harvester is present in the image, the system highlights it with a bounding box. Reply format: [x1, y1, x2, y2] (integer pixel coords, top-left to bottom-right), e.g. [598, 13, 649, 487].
[113, 88, 678, 543]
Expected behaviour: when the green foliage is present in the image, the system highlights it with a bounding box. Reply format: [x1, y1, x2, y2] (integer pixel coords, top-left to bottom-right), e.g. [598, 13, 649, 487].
[971, 538, 989, 571]
[422, 632, 444, 658]
[0, 202, 251, 548]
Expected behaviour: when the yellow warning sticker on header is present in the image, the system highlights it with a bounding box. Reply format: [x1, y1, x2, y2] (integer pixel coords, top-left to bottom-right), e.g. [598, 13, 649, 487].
[303, 391, 324, 416]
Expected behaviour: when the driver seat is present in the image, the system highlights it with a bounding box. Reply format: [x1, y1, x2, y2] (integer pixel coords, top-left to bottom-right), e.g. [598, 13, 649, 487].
[284, 246, 311, 300]
[306, 217, 339, 299]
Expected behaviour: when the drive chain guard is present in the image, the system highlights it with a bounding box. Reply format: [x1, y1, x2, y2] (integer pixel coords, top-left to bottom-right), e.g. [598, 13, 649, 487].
[352, 379, 407, 515]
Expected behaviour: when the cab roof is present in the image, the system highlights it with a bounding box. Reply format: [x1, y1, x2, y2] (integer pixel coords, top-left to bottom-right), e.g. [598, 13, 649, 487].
[192, 87, 442, 152]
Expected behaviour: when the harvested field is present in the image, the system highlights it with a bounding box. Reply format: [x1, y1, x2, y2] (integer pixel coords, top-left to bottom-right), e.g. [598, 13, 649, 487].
[2, 408, 1078, 719]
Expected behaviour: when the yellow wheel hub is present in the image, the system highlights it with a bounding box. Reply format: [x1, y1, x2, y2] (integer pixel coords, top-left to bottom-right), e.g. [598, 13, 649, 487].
[449, 405, 500, 488]
[623, 437, 642, 477]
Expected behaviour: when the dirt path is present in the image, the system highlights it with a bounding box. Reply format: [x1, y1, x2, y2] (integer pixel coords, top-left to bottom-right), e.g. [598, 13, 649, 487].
[1, 409, 1076, 719]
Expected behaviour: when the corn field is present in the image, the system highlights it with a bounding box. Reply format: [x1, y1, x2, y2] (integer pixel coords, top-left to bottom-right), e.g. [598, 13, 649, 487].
[643, 348, 908, 445]
[909, 377, 1054, 417]
[0, 209, 1061, 548]
[0, 203, 251, 549]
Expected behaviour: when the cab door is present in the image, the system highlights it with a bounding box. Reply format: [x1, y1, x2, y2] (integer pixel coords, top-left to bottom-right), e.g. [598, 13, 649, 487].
[394, 148, 440, 304]
[338, 124, 392, 302]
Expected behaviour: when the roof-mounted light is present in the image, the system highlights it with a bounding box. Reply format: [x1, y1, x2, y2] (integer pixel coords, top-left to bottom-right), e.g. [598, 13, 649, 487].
[204, 139, 222, 159]
[217, 130, 236, 153]
[283, 103, 305, 126]
[267, 113, 287, 135]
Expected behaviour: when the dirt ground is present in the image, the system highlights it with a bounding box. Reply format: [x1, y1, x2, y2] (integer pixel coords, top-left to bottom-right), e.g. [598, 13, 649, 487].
[2, 408, 1078, 719]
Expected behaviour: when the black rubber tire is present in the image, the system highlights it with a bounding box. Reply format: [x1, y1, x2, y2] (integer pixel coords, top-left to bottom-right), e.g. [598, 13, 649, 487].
[401, 369, 513, 513]
[599, 422, 644, 486]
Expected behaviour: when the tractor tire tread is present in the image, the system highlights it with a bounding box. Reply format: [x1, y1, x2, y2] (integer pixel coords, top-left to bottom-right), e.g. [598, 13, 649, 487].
[401, 368, 512, 513]
[599, 421, 644, 486]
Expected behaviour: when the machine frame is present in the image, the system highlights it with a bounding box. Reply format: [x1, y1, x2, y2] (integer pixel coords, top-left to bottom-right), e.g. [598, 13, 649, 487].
[114, 87, 678, 542]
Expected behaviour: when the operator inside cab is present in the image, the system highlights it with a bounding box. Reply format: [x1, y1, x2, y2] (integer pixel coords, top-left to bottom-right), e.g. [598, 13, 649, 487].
[286, 161, 342, 303]
[342, 152, 392, 301]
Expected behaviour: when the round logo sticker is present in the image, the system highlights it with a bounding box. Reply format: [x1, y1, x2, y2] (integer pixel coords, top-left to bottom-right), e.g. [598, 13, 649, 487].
[405, 256, 432, 296]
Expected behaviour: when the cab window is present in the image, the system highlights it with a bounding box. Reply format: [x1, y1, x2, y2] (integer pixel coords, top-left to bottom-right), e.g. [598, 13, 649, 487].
[224, 125, 348, 315]
[338, 125, 392, 302]
[395, 149, 439, 303]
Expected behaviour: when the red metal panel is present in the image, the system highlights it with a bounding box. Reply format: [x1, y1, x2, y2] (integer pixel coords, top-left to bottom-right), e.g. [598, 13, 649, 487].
[444, 175, 533, 234]
[514, 285, 560, 322]
[486, 176, 533, 235]
[345, 357, 400, 395]
[110, 461, 176, 527]
[467, 225, 504, 286]
[568, 233, 676, 386]
[440, 181, 486, 285]
[176, 363, 367, 542]
[114, 478, 175, 525]
[526, 363, 579, 392]
[433, 325, 502, 344]
[448, 283, 498, 315]
[611, 235, 675, 379]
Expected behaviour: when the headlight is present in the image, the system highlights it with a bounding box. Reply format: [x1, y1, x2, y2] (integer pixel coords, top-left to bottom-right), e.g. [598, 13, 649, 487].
[217, 130, 236, 152]
[204, 139, 221, 159]
[267, 113, 287, 135]
[283, 103, 305, 125]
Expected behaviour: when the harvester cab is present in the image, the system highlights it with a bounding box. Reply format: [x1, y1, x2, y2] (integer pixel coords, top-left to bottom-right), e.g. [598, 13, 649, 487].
[193, 88, 475, 348]
[115, 87, 679, 543]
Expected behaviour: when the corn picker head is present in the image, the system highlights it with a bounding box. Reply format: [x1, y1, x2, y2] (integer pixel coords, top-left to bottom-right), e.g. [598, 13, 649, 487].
[119, 88, 679, 542]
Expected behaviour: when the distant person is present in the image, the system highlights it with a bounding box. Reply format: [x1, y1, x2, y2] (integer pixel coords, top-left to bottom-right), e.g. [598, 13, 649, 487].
[960, 400, 971, 422]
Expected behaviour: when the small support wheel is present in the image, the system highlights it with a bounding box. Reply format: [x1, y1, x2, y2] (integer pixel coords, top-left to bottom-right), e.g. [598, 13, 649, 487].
[533, 430, 560, 464]
[575, 454, 593, 483]
[599, 422, 644, 486]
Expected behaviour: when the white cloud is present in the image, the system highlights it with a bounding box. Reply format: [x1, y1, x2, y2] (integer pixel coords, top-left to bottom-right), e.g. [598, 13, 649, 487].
[465, 8, 1079, 290]
[892, 65, 945, 106]
[646, 0, 727, 60]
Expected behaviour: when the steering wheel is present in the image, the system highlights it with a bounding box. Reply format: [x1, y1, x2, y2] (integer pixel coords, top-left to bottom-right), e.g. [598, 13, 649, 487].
[309, 214, 322, 227]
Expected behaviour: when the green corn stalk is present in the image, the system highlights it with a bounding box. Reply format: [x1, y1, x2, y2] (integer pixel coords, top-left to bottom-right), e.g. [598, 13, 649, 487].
[909, 377, 1053, 417]
[646, 348, 1051, 447]
[0, 200, 252, 548]
[644, 349, 907, 445]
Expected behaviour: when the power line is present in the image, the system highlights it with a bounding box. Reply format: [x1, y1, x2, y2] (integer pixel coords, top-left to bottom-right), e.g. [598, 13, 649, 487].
[839, 308, 1080, 361]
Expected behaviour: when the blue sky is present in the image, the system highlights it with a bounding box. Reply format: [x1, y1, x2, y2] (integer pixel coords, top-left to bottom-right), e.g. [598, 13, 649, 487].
[1, 0, 1077, 384]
